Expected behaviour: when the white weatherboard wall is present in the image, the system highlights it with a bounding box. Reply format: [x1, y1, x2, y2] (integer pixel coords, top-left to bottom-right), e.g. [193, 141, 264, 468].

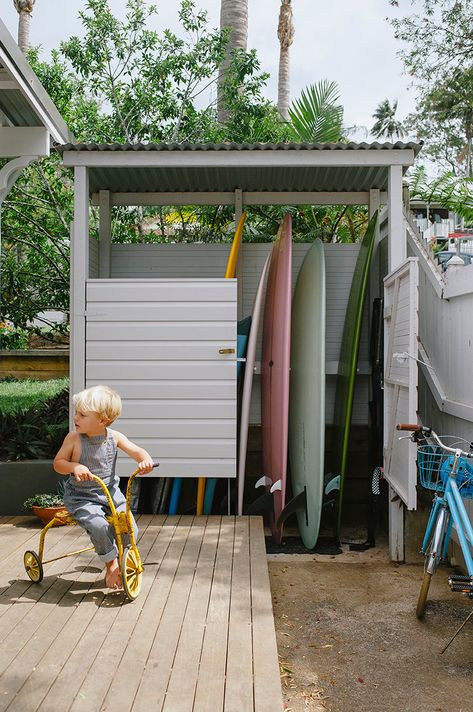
[100, 240, 370, 428]
[85, 278, 237, 478]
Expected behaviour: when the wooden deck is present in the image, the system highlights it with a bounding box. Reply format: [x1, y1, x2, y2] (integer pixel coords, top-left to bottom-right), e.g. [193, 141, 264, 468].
[0, 515, 283, 712]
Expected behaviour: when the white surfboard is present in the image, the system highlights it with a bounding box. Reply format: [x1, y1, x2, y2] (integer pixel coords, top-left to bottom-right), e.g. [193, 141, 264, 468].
[237, 255, 271, 516]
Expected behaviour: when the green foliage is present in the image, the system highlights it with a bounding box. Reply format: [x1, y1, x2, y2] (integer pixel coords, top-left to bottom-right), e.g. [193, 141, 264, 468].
[22, 492, 65, 510]
[407, 165, 473, 222]
[1, 152, 74, 331]
[391, 1, 473, 83]
[214, 49, 291, 143]
[390, 1, 473, 174]
[287, 81, 344, 143]
[60, 0, 227, 143]
[0, 379, 69, 461]
[0, 322, 29, 350]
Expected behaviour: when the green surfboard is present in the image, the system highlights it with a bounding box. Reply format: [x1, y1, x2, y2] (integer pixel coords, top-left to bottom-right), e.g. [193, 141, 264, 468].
[332, 211, 378, 535]
[289, 239, 325, 549]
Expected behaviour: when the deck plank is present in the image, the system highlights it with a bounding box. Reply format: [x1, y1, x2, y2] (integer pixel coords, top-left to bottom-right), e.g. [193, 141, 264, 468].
[0, 515, 283, 712]
[100, 516, 182, 711]
[163, 516, 221, 712]
[250, 517, 284, 712]
[225, 517, 254, 712]
[193, 516, 234, 712]
[132, 516, 206, 711]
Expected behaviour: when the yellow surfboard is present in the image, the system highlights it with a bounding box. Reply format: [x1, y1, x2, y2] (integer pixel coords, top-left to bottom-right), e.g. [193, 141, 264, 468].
[196, 212, 247, 515]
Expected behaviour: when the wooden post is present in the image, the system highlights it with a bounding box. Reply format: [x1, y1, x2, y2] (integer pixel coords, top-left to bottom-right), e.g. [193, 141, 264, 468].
[70, 166, 89, 422]
[387, 165, 405, 562]
[388, 165, 404, 272]
[98, 189, 111, 278]
[235, 188, 243, 320]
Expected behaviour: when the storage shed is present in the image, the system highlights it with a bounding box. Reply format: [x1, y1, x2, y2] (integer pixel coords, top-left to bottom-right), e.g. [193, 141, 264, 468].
[58, 141, 421, 555]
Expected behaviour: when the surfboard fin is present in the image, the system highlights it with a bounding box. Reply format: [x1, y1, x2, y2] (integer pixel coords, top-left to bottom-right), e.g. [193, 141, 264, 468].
[255, 476, 272, 489]
[270, 479, 282, 493]
[324, 474, 340, 496]
[275, 488, 307, 529]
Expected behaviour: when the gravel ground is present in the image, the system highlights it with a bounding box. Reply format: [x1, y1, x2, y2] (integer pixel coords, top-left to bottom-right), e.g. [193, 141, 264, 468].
[269, 545, 473, 712]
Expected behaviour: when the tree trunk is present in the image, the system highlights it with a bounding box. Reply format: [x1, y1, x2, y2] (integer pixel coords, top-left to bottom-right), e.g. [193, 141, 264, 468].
[278, 47, 291, 121]
[217, 0, 248, 123]
[14, 1, 36, 53]
[277, 0, 294, 121]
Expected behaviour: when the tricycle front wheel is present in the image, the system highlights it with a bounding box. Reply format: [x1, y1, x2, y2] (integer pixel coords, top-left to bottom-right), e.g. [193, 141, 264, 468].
[121, 546, 143, 601]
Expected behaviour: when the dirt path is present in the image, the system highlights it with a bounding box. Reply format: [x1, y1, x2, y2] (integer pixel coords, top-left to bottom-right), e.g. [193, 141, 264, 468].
[269, 553, 473, 712]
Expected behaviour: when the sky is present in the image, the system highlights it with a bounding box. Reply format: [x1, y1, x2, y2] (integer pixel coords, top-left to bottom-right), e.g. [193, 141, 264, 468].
[1, 0, 419, 141]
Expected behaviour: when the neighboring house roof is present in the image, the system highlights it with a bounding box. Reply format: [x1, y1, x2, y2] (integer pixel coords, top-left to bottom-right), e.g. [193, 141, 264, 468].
[0, 17, 73, 144]
[57, 141, 421, 197]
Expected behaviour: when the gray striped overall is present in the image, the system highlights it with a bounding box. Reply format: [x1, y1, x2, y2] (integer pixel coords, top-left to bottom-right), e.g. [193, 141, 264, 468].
[63, 429, 138, 562]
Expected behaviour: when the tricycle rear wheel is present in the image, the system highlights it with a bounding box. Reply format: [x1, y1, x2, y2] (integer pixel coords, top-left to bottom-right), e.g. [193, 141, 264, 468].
[24, 550, 43, 583]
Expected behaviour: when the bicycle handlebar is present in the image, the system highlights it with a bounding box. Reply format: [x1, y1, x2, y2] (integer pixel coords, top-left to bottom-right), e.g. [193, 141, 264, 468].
[396, 423, 473, 458]
[396, 423, 424, 432]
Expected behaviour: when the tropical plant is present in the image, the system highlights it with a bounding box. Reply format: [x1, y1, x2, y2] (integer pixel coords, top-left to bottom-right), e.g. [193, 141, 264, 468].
[287, 80, 344, 143]
[407, 165, 473, 222]
[277, 0, 295, 121]
[371, 99, 404, 141]
[13, 0, 35, 53]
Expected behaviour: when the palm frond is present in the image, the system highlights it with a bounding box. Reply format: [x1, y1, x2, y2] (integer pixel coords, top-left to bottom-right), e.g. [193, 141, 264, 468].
[288, 80, 343, 143]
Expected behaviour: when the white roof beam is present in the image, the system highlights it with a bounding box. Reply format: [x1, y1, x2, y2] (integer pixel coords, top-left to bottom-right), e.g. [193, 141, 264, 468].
[0, 126, 49, 157]
[64, 149, 416, 169]
[92, 191, 388, 207]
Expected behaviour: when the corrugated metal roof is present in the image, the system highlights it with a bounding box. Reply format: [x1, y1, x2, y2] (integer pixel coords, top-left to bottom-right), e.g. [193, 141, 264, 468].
[57, 140, 421, 153]
[0, 18, 73, 142]
[57, 141, 421, 197]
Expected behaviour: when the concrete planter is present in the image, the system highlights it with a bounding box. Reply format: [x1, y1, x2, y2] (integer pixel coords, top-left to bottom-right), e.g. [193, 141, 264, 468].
[0, 460, 65, 516]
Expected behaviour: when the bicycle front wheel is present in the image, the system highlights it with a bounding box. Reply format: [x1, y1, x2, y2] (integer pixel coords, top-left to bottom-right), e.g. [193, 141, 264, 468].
[416, 572, 432, 619]
[416, 506, 449, 619]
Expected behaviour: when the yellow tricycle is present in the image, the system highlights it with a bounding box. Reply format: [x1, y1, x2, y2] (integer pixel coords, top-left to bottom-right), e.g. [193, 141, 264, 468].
[23, 465, 157, 601]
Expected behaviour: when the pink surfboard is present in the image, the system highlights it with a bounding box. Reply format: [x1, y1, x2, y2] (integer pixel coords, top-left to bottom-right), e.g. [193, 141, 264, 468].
[261, 213, 292, 543]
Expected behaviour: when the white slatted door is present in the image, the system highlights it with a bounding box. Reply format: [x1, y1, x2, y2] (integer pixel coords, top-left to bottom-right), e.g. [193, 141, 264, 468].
[383, 257, 419, 509]
[85, 278, 237, 478]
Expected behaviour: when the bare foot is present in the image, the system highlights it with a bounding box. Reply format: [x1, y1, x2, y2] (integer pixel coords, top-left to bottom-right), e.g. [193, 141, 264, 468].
[105, 559, 122, 590]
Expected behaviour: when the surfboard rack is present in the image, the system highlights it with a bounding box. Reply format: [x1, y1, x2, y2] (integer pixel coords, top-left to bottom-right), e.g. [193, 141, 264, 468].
[275, 488, 308, 529]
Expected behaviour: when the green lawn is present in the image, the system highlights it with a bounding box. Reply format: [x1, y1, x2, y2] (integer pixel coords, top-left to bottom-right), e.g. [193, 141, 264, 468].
[0, 378, 69, 416]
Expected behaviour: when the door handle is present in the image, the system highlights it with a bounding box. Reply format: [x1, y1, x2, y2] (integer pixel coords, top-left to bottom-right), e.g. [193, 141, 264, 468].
[219, 348, 235, 354]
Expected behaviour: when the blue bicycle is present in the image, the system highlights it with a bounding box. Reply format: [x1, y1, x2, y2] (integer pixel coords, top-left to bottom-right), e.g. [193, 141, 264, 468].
[397, 423, 473, 619]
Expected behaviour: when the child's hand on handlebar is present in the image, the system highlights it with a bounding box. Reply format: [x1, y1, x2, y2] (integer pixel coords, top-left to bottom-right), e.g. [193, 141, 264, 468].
[72, 465, 95, 482]
[137, 458, 154, 475]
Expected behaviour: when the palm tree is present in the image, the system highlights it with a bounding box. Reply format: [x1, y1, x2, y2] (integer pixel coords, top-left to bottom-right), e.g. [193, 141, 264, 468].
[371, 98, 404, 141]
[277, 0, 295, 121]
[288, 80, 344, 143]
[13, 0, 36, 53]
[217, 0, 248, 122]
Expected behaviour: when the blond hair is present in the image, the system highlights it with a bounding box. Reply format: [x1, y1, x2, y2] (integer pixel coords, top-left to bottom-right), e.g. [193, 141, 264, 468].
[73, 385, 122, 424]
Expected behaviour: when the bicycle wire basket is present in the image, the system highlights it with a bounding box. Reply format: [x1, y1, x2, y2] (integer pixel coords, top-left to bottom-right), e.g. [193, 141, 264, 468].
[417, 436, 473, 498]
